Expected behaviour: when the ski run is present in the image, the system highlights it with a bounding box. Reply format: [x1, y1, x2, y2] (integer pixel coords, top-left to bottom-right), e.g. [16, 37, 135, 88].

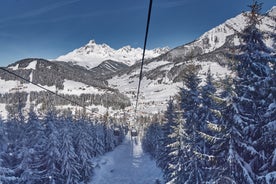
[91, 133, 164, 184]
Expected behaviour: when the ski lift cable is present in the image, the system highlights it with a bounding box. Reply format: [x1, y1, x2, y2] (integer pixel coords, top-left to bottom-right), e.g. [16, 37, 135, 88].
[0, 0, 153, 117]
[135, 0, 153, 114]
[0, 67, 97, 114]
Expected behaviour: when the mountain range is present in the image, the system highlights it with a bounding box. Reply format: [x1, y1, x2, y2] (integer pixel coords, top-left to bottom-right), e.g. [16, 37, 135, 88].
[56, 40, 170, 68]
[0, 6, 275, 119]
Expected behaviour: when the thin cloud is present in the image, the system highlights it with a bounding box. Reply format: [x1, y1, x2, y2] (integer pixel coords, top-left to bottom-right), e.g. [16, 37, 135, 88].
[44, 5, 144, 23]
[0, 5, 144, 27]
[0, 11, 113, 27]
[0, 0, 82, 24]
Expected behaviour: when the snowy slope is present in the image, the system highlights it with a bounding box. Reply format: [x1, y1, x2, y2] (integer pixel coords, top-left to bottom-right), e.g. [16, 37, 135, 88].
[0, 78, 106, 95]
[92, 134, 164, 184]
[109, 59, 231, 115]
[108, 7, 276, 116]
[56, 40, 169, 69]
[0, 79, 107, 119]
[0, 7, 275, 119]
[0, 58, 130, 119]
[4, 59, 108, 95]
[267, 6, 276, 17]
[167, 8, 275, 61]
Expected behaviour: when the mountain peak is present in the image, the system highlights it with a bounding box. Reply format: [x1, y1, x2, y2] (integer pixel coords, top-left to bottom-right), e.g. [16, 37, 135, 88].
[153, 47, 170, 54]
[87, 40, 96, 45]
[56, 40, 169, 68]
[118, 45, 139, 53]
[84, 40, 112, 50]
[121, 45, 132, 51]
[267, 6, 276, 18]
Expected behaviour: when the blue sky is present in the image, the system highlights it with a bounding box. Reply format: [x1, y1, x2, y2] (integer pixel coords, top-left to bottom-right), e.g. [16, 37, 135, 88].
[0, 0, 275, 66]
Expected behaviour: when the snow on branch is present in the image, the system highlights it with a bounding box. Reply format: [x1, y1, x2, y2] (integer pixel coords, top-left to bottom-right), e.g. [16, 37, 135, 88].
[193, 151, 216, 162]
[207, 121, 223, 132]
[197, 130, 222, 143]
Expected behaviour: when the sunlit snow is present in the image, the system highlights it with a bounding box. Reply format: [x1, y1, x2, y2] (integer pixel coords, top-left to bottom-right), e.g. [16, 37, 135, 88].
[56, 40, 169, 69]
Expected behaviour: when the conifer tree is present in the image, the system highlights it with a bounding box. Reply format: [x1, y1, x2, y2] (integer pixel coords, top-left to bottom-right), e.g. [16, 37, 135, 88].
[74, 118, 94, 183]
[38, 110, 62, 183]
[94, 121, 105, 156]
[163, 106, 186, 184]
[60, 126, 81, 184]
[17, 107, 46, 183]
[179, 65, 205, 183]
[158, 99, 177, 171]
[0, 119, 18, 183]
[217, 94, 255, 183]
[232, 1, 275, 181]
[0, 119, 7, 153]
[198, 67, 223, 181]
[0, 158, 18, 184]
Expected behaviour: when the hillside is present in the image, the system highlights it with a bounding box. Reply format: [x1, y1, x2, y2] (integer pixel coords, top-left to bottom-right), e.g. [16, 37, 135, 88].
[108, 6, 276, 115]
[0, 58, 130, 118]
[0, 7, 275, 119]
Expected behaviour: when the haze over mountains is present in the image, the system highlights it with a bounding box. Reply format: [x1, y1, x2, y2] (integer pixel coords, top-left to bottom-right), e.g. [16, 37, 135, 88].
[0, 6, 275, 119]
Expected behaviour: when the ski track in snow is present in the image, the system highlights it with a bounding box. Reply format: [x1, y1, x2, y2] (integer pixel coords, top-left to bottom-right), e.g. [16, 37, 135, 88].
[91, 134, 164, 184]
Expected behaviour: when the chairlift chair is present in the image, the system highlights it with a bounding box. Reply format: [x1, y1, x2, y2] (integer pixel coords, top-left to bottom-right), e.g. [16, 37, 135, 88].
[113, 127, 120, 136]
[131, 128, 138, 137]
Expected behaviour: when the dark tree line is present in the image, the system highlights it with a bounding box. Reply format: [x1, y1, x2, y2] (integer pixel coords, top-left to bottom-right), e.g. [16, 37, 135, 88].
[143, 2, 275, 183]
[0, 90, 131, 115]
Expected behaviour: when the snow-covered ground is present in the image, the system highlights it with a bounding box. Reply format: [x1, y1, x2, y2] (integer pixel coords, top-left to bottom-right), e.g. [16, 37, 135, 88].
[91, 134, 164, 184]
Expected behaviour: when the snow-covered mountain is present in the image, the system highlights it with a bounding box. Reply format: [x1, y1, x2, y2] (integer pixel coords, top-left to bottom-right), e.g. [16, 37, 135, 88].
[56, 40, 170, 68]
[0, 7, 275, 119]
[108, 7, 276, 115]
[0, 58, 130, 119]
[268, 5, 276, 17]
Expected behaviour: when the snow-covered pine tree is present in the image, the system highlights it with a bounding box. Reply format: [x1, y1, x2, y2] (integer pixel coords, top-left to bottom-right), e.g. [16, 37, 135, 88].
[17, 107, 48, 183]
[0, 158, 18, 184]
[24, 107, 46, 148]
[2, 118, 22, 177]
[87, 120, 101, 157]
[200, 68, 219, 130]
[212, 78, 254, 184]
[160, 99, 187, 183]
[179, 65, 206, 183]
[0, 118, 7, 153]
[157, 99, 177, 171]
[198, 67, 223, 182]
[232, 1, 276, 182]
[74, 118, 94, 183]
[37, 110, 62, 183]
[59, 125, 81, 184]
[3, 97, 26, 171]
[94, 121, 105, 157]
[102, 117, 116, 152]
[142, 121, 163, 161]
[105, 119, 117, 152]
[258, 9, 276, 183]
[0, 119, 18, 184]
[16, 146, 37, 183]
